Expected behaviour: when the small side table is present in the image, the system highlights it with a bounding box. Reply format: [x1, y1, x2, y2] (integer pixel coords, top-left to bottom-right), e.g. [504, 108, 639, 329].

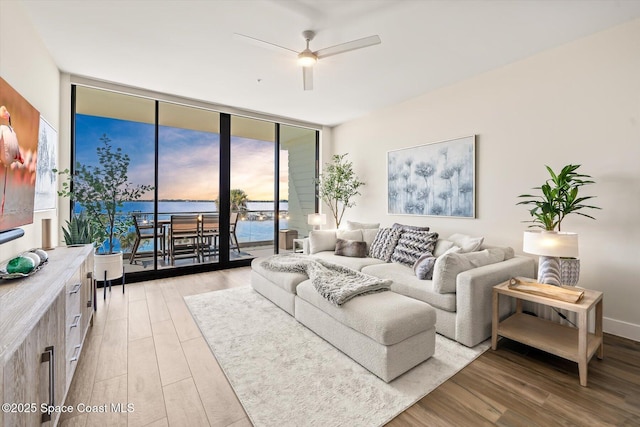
[292, 238, 309, 254]
[492, 280, 603, 387]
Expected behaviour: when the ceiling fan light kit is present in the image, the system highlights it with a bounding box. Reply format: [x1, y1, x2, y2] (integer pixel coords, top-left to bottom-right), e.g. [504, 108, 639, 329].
[297, 49, 317, 67]
[235, 30, 381, 91]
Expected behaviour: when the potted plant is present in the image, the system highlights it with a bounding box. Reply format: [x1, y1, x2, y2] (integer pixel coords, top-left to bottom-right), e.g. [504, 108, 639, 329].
[317, 153, 365, 228]
[61, 212, 93, 245]
[517, 164, 600, 232]
[517, 164, 600, 285]
[56, 134, 153, 282]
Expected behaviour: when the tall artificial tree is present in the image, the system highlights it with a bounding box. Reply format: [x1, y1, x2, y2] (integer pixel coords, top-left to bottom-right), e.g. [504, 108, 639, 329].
[317, 153, 365, 228]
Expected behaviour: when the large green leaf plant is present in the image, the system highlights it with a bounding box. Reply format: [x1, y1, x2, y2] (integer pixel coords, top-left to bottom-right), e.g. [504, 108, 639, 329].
[317, 153, 365, 228]
[517, 164, 600, 231]
[56, 134, 153, 254]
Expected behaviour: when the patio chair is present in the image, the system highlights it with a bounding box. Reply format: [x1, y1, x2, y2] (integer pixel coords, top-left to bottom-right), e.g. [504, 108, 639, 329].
[169, 214, 201, 265]
[130, 214, 164, 264]
[199, 214, 220, 259]
[230, 211, 241, 253]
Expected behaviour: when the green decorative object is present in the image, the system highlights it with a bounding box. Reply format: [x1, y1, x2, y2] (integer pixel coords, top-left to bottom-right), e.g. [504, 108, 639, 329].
[317, 153, 365, 228]
[55, 134, 154, 254]
[517, 164, 600, 231]
[7, 256, 36, 274]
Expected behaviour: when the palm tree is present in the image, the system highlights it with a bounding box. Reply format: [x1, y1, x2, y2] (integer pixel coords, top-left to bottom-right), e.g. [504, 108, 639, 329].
[230, 189, 249, 213]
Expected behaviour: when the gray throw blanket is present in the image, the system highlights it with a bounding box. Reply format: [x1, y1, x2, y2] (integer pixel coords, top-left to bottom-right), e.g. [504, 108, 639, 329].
[260, 254, 390, 306]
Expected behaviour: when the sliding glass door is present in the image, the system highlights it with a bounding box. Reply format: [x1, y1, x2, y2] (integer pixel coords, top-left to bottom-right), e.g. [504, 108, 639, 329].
[72, 85, 318, 281]
[230, 116, 276, 259]
[158, 103, 220, 269]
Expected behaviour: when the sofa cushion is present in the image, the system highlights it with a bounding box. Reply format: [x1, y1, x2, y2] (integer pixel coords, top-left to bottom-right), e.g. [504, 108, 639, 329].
[432, 248, 505, 294]
[335, 239, 367, 258]
[362, 263, 457, 312]
[433, 239, 456, 257]
[390, 230, 439, 266]
[311, 251, 385, 271]
[362, 228, 379, 251]
[336, 229, 363, 241]
[369, 227, 402, 261]
[251, 257, 308, 294]
[309, 230, 337, 254]
[345, 220, 380, 230]
[296, 280, 436, 346]
[448, 233, 484, 253]
[480, 244, 515, 260]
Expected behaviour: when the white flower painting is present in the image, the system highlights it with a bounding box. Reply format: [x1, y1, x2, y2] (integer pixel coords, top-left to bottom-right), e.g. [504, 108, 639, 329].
[388, 135, 475, 218]
[34, 116, 57, 211]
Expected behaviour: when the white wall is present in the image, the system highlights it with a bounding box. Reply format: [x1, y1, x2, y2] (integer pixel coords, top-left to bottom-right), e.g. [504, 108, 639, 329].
[0, 1, 60, 259]
[332, 19, 640, 340]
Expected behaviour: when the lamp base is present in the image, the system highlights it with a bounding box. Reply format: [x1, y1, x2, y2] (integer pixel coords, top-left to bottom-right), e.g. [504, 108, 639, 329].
[560, 258, 580, 286]
[537, 256, 561, 286]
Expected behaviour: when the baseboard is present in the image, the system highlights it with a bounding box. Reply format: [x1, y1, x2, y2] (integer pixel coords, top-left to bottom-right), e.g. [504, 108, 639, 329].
[604, 317, 640, 342]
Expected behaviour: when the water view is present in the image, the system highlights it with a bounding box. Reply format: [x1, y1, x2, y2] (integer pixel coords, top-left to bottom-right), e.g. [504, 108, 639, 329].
[75, 200, 289, 253]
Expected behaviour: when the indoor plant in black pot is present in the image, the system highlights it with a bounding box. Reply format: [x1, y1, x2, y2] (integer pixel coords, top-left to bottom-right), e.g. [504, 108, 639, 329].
[56, 134, 153, 285]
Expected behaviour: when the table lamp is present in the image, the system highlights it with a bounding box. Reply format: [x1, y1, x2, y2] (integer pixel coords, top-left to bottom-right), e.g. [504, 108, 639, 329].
[307, 213, 326, 230]
[523, 230, 579, 286]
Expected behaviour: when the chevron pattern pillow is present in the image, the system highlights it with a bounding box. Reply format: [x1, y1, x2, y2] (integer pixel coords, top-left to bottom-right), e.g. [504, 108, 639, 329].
[369, 227, 402, 261]
[391, 230, 439, 267]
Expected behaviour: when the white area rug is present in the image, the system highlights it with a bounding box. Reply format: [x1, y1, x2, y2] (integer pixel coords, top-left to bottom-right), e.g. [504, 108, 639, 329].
[185, 287, 489, 427]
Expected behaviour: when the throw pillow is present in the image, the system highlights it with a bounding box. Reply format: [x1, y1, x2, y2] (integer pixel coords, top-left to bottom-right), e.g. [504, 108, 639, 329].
[392, 223, 430, 232]
[413, 253, 437, 280]
[362, 228, 379, 251]
[308, 230, 337, 254]
[345, 220, 380, 230]
[334, 238, 367, 258]
[391, 230, 439, 267]
[447, 233, 484, 253]
[336, 229, 363, 242]
[432, 248, 505, 293]
[433, 239, 455, 257]
[369, 227, 402, 262]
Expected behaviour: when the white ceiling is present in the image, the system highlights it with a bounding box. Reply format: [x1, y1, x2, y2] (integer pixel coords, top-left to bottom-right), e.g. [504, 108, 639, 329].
[19, 0, 640, 127]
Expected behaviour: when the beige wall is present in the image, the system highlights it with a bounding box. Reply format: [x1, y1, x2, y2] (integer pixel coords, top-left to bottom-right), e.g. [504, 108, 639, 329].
[332, 19, 640, 340]
[0, 1, 60, 258]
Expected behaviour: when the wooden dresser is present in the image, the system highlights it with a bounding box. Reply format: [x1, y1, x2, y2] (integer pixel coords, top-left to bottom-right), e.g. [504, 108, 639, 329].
[0, 245, 94, 426]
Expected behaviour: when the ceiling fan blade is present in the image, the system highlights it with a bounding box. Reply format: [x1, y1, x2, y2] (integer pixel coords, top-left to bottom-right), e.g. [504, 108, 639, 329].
[302, 67, 313, 91]
[315, 35, 381, 59]
[233, 33, 298, 55]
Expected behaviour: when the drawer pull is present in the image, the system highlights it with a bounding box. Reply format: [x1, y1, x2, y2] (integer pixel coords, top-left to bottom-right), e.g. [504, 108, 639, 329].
[70, 344, 82, 363]
[69, 282, 82, 294]
[69, 313, 82, 329]
[41, 346, 55, 423]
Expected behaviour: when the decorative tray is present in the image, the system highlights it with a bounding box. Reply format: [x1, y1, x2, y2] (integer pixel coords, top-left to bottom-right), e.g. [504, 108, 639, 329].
[0, 261, 47, 280]
[0, 252, 48, 280]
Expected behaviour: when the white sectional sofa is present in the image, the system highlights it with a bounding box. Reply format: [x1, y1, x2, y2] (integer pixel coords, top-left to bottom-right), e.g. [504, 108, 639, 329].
[251, 223, 535, 381]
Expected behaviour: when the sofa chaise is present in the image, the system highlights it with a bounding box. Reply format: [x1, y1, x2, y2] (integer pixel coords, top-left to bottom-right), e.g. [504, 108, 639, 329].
[251, 223, 535, 381]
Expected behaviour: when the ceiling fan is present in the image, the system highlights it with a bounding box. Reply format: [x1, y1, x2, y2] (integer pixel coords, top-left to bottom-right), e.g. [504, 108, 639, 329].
[234, 30, 381, 91]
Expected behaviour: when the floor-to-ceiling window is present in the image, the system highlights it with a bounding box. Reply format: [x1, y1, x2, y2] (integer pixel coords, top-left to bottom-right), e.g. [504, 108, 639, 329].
[74, 87, 156, 272]
[72, 85, 318, 281]
[158, 102, 220, 269]
[279, 125, 318, 245]
[230, 116, 277, 259]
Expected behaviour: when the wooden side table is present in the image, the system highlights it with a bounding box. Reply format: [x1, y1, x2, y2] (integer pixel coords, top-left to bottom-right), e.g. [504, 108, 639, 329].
[492, 280, 603, 386]
[292, 238, 309, 254]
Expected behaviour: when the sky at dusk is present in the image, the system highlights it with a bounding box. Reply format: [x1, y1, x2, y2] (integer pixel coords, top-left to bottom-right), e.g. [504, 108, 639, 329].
[76, 115, 286, 201]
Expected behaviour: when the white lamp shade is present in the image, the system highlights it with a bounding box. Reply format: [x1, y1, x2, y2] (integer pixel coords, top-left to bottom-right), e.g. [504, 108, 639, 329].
[307, 213, 327, 226]
[523, 231, 579, 258]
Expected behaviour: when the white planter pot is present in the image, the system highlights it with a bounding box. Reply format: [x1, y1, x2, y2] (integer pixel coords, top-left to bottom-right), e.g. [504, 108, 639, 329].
[94, 251, 123, 281]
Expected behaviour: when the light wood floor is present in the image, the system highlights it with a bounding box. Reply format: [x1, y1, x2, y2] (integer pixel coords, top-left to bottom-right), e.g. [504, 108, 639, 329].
[62, 268, 640, 426]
